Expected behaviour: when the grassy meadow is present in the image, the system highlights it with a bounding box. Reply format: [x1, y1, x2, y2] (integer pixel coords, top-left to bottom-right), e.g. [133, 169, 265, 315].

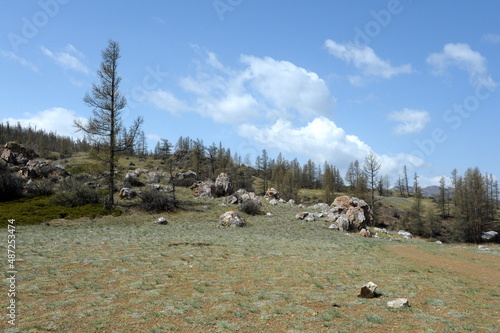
[3, 188, 499, 332]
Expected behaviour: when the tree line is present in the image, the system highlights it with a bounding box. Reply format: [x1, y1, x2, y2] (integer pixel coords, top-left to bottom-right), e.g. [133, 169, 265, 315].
[0, 121, 91, 158]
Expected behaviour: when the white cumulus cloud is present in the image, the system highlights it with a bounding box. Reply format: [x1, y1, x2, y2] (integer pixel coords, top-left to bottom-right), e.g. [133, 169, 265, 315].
[388, 108, 431, 135]
[238, 116, 421, 174]
[41, 44, 90, 74]
[427, 43, 496, 88]
[2, 107, 86, 138]
[324, 40, 413, 79]
[179, 51, 335, 124]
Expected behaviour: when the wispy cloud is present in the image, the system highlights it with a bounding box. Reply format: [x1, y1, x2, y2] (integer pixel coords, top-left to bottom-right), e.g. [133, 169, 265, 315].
[324, 40, 414, 80]
[144, 90, 189, 116]
[0, 50, 38, 72]
[388, 108, 431, 135]
[40, 44, 90, 74]
[427, 43, 496, 88]
[481, 33, 500, 44]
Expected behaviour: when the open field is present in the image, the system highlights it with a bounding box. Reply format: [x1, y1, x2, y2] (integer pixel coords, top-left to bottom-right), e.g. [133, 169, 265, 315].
[3, 191, 500, 332]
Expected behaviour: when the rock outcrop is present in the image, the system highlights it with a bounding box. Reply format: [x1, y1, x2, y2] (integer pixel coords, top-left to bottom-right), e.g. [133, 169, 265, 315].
[1, 141, 39, 165]
[1, 142, 70, 181]
[325, 196, 373, 231]
[191, 173, 234, 199]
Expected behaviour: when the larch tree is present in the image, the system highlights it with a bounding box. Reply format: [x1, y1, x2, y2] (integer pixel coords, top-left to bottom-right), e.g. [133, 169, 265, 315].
[363, 152, 381, 209]
[75, 40, 143, 209]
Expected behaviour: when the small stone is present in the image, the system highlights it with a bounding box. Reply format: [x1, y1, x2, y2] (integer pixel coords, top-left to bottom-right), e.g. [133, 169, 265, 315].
[155, 217, 168, 225]
[387, 298, 410, 309]
[359, 281, 378, 298]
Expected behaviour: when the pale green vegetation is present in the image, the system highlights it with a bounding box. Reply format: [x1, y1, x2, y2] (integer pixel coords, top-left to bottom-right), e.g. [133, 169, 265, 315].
[4, 187, 499, 332]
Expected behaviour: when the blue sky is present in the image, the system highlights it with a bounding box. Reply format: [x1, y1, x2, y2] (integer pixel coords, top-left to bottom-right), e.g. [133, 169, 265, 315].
[1, 0, 499, 186]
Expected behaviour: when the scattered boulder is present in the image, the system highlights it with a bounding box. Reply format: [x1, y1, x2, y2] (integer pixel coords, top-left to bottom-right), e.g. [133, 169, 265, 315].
[147, 171, 165, 183]
[398, 230, 413, 239]
[288, 199, 295, 206]
[295, 212, 310, 220]
[219, 211, 246, 228]
[478, 245, 491, 251]
[215, 172, 233, 196]
[359, 281, 378, 298]
[359, 228, 371, 237]
[172, 170, 198, 186]
[265, 188, 280, 200]
[481, 231, 498, 242]
[155, 217, 168, 225]
[387, 298, 410, 309]
[119, 187, 137, 200]
[224, 189, 260, 204]
[20, 159, 70, 180]
[269, 199, 278, 206]
[326, 196, 373, 232]
[1, 141, 39, 165]
[190, 181, 216, 198]
[328, 223, 339, 230]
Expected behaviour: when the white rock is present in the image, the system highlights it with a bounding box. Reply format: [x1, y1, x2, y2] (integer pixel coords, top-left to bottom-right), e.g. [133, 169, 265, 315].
[387, 298, 410, 309]
[155, 217, 168, 225]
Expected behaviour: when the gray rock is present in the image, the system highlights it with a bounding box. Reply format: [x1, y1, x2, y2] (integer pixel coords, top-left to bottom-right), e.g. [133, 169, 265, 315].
[387, 298, 410, 309]
[481, 231, 498, 242]
[219, 211, 246, 228]
[155, 217, 168, 225]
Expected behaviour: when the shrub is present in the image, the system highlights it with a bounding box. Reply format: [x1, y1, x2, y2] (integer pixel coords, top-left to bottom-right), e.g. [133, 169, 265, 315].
[26, 178, 55, 197]
[240, 200, 261, 216]
[139, 188, 177, 213]
[0, 164, 24, 202]
[51, 177, 100, 207]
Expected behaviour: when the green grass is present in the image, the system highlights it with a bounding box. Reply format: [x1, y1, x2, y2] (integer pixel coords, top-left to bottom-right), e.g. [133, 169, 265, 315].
[0, 195, 121, 226]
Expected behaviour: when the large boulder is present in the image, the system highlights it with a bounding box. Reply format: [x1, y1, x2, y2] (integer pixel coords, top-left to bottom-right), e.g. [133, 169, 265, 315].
[326, 196, 373, 231]
[219, 211, 246, 228]
[215, 172, 233, 196]
[21, 159, 70, 180]
[119, 187, 137, 200]
[190, 181, 216, 198]
[265, 188, 280, 200]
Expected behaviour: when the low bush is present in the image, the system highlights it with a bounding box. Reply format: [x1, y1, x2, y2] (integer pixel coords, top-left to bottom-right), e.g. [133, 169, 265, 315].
[26, 178, 55, 197]
[0, 164, 24, 202]
[240, 200, 261, 216]
[139, 188, 177, 213]
[51, 177, 101, 207]
[0, 196, 120, 226]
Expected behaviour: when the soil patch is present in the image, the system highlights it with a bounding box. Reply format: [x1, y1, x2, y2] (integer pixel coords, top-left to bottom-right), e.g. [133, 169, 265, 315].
[386, 244, 500, 286]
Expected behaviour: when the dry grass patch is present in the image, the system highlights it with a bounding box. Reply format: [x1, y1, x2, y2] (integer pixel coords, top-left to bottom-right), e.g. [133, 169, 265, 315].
[5, 197, 500, 332]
